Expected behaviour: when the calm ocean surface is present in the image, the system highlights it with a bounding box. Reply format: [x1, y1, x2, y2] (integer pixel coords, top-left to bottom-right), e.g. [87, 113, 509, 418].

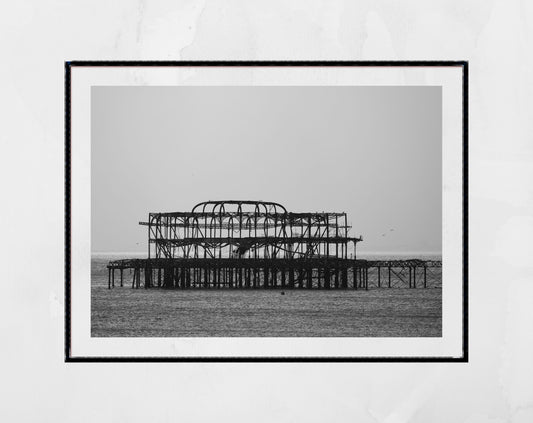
[91, 253, 442, 337]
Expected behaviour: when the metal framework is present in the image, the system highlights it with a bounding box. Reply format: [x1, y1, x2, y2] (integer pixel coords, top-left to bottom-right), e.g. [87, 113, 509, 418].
[141, 200, 360, 261]
[107, 200, 442, 290]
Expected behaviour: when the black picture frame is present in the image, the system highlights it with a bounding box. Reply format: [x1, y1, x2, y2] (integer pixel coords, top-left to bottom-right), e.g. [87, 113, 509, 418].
[65, 60, 468, 363]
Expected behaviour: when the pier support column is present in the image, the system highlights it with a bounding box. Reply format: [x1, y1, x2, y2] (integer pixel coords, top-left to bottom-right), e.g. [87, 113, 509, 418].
[297, 268, 304, 289]
[263, 268, 269, 289]
[162, 266, 172, 288]
[179, 267, 184, 288]
[288, 268, 295, 289]
[108, 268, 111, 289]
[144, 266, 151, 289]
[203, 268, 209, 288]
[341, 268, 348, 289]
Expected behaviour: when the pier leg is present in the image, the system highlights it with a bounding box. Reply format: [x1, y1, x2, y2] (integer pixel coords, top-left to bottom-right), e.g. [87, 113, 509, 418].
[413, 266, 416, 288]
[120, 268, 123, 287]
[377, 266, 381, 288]
[289, 268, 295, 289]
[162, 267, 171, 288]
[388, 266, 391, 288]
[341, 268, 348, 289]
[144, 266, 151, 289]
[365, 268, 368, 290]
[108, 268, 111, 289]
[263, 268, 269, 289]
[324, 268, 330, 289]
[178, 267, 183, 288]
[424, 266, 427, 288]
[111, 269, 115, 288]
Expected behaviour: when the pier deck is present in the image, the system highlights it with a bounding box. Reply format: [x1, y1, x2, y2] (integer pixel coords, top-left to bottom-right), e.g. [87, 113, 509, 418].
[106, 258, 442, 290]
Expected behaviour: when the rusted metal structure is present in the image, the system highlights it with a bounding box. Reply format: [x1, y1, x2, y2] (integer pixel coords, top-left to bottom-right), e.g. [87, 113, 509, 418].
[107, 200, 441, 290]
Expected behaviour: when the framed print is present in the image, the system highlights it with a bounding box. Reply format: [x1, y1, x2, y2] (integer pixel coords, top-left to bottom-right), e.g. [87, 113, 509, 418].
[65, 61, 468, 362]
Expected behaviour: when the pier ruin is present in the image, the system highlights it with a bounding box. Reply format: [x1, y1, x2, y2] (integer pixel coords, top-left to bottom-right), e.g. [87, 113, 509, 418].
[107, 200, 441, 290]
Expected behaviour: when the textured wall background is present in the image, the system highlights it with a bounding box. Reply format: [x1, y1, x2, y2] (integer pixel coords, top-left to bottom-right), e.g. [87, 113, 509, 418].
[1, 1, 532, 422]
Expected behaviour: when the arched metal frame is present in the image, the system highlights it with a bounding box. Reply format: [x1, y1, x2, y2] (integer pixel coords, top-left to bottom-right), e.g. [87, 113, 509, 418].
[141, 200, 361, 261]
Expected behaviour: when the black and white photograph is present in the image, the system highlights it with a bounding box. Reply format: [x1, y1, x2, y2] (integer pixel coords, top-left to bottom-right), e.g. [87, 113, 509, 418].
[67, 62, 466, 360]
[91, 85, 443, 338]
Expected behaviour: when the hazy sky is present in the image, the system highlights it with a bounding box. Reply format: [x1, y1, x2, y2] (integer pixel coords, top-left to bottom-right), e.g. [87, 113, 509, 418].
[92, 86, 441, 254]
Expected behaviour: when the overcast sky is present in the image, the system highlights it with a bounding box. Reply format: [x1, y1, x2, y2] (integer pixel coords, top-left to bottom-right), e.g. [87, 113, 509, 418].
[91, 86, 441, 254]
